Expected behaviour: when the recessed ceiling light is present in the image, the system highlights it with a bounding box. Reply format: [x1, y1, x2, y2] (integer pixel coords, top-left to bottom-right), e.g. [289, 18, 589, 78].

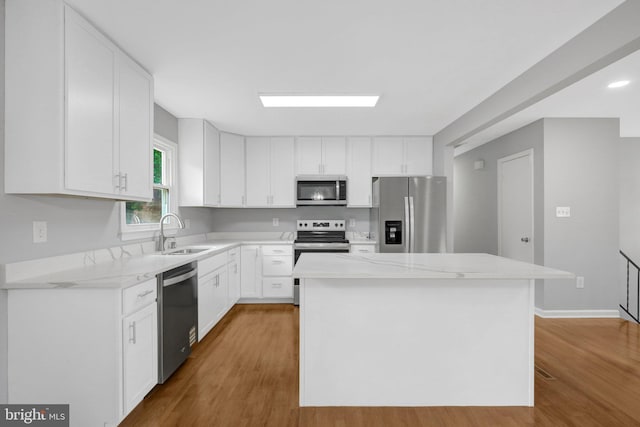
[259, 94, 379, 108]
[607, 80, 630, 89]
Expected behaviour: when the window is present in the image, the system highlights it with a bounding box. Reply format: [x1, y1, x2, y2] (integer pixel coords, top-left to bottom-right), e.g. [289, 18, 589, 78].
[121, 136, 178, 239]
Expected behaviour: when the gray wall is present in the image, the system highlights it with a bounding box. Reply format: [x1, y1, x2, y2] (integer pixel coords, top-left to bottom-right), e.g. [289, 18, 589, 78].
[454, 118, 621, 312]
[619, 137, 640, 319]
[211, 207, 370, 233]
[454, 120, 545, 306]
[542, 118, 619, 311]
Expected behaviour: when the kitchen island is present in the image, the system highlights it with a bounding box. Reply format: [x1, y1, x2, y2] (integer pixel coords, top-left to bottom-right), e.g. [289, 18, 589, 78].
[293, 253, 573, 407]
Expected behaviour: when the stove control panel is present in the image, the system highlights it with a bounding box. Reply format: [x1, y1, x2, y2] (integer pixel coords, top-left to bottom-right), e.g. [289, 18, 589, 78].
[297, 220, 345, 231]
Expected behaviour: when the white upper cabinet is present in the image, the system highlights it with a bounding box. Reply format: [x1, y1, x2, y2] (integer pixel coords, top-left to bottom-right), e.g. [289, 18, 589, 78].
[347, 137, 372, 207]
[296, 137, 346, 175]
[372, 136, 433, 176]
[245, 137, 271, 207]
[269, 137, 295, 207]
[404, 136, 433, 175]
[246, 137, 295, 208]
[220, 133, 246, 207]
[178, 119, 220, 207]
[5, 1, 153, 201]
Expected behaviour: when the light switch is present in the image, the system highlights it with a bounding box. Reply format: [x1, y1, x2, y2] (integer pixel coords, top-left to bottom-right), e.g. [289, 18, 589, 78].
[556, 207, 571, 218]
[33, 221, 47, 243]
[272, 218, 279, 227]
[576, 276, 584, 289]
[349, 218, 356, 228]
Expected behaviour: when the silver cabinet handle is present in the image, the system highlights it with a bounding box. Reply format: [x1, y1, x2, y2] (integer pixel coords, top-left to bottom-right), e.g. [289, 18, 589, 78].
[234, 264, 238, 274]
[273, 249, 284, 253]
[120, 173, 128, 191]
[358, 249, 370, 253]
[241, 195, 245, 205]
[272, 283, 282, 288]
[129, 321, 136, 344]
[409, 196, 415, 253]
[137, 289, 153, 298]
[267, 195, 270, 205]
[404, 196, 410, 252]
[215, 274, 220, 287]
[272, 260, 284, 265]
[114, 173, 121, 190]
[521, 237, 530, 243]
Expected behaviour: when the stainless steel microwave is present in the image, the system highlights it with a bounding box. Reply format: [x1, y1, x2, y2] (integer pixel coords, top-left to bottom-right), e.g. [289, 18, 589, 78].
[296, 176, 347, 206]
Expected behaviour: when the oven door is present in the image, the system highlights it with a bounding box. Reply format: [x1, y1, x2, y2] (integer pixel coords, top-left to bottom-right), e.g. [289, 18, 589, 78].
[293, 246, 350, 306]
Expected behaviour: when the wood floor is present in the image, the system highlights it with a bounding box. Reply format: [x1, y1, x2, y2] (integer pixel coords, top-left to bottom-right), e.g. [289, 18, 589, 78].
[120, 305, 640, 427]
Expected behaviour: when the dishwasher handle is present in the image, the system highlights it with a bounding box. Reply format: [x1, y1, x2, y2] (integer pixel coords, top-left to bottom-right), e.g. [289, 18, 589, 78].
[163, 269, 197, 287]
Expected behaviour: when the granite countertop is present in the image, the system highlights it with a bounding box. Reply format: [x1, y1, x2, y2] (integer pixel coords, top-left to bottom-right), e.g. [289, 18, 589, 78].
[293, 252, 574, 280]
[3, 239, 293, 290]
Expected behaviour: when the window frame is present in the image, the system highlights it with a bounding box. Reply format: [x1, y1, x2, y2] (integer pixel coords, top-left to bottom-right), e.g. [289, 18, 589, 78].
[120, 134, 179, 241]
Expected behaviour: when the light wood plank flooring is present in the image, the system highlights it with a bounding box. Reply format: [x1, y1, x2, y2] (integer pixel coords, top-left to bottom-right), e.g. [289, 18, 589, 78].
[121, 305, 640, 426]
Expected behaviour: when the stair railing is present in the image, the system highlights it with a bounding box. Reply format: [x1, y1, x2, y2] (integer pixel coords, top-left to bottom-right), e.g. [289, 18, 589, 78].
[620, 250, 640, 323]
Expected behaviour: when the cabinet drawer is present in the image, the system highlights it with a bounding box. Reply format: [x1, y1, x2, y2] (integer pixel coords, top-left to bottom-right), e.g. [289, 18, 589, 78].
[350, 244, 375, 254]
[262, 255, 292, 276]
[123, 278, 157, 316]
[262, 277, 293, 298]
[199, 252, 227, 277]
[261, 245, 292, 256]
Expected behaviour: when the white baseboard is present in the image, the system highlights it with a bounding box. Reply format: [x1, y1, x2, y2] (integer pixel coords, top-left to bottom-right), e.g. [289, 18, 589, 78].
[535, 307, 619, 318]
[237, 298, 294, 304]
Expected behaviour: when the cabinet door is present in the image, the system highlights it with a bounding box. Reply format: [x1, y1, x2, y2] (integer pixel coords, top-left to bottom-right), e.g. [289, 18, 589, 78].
[347, 137, 372, 207]
[245, 137, 271, 207]
[197, 273, 216, 339]
[404, 136, 433, 175]
[123, 303, 157, 415]
[204, 122, 221, 206]
[372, 137, 404, 176]
[228, 261, 240, 306]
[270, 137, 295, 207]
[117, 54, 153, 200]
[240, 245, 262, 298]
[220, 133, 246, 206]
[321, 137, 347, 175]
[65, 9, 117, 195]
[296, 137, 322, 175]
[212, 267, 229, 323]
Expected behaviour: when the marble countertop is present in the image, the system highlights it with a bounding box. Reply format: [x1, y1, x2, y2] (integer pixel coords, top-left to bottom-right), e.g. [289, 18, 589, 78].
[3, 239, 293, 290]
[293, 253, 574, 280]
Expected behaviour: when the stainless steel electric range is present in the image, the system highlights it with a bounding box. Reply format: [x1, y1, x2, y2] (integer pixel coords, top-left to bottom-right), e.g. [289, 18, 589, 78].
[293, 219, 350, 305]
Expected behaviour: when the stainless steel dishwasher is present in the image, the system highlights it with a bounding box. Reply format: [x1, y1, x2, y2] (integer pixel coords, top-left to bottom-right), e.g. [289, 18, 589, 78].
[158, 262, 198, 383]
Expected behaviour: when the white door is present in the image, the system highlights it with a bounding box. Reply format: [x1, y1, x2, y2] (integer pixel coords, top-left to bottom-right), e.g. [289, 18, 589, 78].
[372, 137, 404, 175]
[117, 54, 153, 200]
[204, 122, 220, 206]
[211, 268, 229, 323]
[245, 137, 271, 207]
[270, 137, 295, 207]
[347, 137, 372, 207]
[321, 137, 347, 175]
[197, 273, 216, 339]
[220, 133, 245, 206]
[65, 9, 116, 195]
[296, 137, 322, 174]
[498, 150, 534, 263]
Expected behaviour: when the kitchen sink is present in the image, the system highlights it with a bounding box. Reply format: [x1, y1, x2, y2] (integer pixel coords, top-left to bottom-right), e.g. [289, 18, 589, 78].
[164, 248, 209, 255]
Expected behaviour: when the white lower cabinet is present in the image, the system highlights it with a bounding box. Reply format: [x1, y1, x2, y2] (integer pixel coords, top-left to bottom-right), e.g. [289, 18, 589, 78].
[350, 244, 376, 254]
[228, 248, 241, 305]
[197, 251, 232, 341]
[240, 244, 293, 301]
[123, 302, 158, 415]
[7, 278, 158, 426]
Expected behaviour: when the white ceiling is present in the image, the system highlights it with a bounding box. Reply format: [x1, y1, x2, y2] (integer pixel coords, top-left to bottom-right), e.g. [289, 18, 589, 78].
[455, 47, 640, 156]
[66, 0, 623, 136]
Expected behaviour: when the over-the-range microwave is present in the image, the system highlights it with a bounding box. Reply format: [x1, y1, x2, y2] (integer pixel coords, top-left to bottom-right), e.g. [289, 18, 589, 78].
[296, 176, 347, 206]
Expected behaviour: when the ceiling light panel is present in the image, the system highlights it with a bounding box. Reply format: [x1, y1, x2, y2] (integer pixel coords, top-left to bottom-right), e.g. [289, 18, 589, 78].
[259, 95, 379, 108]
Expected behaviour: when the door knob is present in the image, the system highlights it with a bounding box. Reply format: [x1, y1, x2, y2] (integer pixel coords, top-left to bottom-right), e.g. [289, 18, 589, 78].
[521, 237, 530, 243]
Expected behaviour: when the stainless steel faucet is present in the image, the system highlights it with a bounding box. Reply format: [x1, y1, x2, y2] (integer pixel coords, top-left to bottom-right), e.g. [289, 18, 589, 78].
[158, 213, 186, 251]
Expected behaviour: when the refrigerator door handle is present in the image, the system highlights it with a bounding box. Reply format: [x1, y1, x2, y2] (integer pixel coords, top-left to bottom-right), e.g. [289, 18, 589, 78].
[404, 196, 410, 252]
[409, 196, 416, 253]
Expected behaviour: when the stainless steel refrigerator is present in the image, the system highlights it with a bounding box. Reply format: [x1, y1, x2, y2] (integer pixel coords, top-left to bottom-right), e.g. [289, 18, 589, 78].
[370, 176, 447, 253]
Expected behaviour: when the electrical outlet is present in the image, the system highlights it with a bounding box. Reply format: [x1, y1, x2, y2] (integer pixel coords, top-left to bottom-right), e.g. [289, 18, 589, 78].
[33, 221, 47, 243]
[272, 218, 279, 227]
[349, 218, 356, 228]
[576, 276, 584, 289]
[556, 207, 571, 218]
